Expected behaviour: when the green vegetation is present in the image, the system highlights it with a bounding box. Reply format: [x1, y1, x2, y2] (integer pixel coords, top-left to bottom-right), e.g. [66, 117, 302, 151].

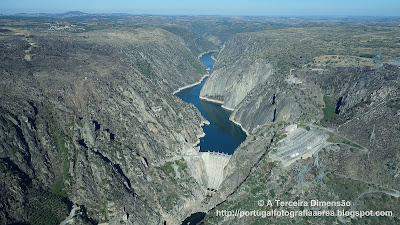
[352, 99, 372, 109]
[166, 193, 177, 202]
[177, 117, 183, 124]
[321, 95, 338, 122]
[100, 202, 107, 218]
[52, 178, 67, 198]
[176, 158, 187, 173]
[27, 189, 70, 225]
[251, 185, 263, 195]
[359, 54, 375, 58]
[388, 99, 400, 109]
[297, 123, 308, 129]
[160, 158, 187, 177]
[163, 193, 178, 211]
[269, 189, 276, 198]
[161, 162, 175, 177]
[182, 50, 205, 74]
[51, 132, 70, 197]
[344, 140, 362, 149]
[274, 133, 287, 142]
[137, 59, 154, 79]
[327, 132, 363, 150]
[277, 121, 288, 126]
[43, 97, 70, 198]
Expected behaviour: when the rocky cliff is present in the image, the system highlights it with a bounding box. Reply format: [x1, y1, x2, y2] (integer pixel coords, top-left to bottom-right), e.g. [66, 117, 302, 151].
[201, 25, 400, 133]
[198, 23, 400, 225]
[200, 34, 274, 110]
[0, 24, 209, 224]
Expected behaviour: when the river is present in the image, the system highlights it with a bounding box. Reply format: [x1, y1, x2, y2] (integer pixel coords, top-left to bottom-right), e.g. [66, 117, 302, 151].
[175, 52, 247, 155]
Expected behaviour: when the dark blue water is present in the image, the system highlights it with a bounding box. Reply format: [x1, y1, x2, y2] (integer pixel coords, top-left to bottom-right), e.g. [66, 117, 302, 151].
[181, 212, 206, 225]
[176, 52, 247, 155]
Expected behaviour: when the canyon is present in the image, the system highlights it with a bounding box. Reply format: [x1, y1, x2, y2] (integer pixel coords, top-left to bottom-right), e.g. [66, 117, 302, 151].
[0, 13, 399, 225]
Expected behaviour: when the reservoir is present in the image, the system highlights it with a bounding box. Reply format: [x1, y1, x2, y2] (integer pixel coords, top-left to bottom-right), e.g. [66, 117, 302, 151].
[176, 52, 247, 154]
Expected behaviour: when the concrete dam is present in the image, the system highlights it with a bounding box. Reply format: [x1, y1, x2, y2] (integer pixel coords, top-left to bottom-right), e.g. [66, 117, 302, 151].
[200, 151, 231, 191]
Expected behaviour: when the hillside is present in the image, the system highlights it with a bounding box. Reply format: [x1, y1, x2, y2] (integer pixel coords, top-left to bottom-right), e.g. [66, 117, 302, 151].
[200, 22, 400, 225]
[0, 22, 208, 224]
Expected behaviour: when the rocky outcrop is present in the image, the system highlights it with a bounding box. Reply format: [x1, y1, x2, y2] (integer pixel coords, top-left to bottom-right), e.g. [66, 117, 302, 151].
[200, 25, 400, 133]
[200, 35, 273, 110]
[200, 63, 400, 224]
[230, 84, 307, 132]
[0, 26, 209, 224]
[198, 24, 400, 224]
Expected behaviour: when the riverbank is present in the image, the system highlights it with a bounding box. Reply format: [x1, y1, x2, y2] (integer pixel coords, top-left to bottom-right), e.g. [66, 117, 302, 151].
[199, 96, 248, 135]
[172, 74, 209, 95]
[173, 50, 218, 95]
[176, 51, 247, 155]
[194, 120, 211, 148]
[199, 96, 234, 111]
[229, 118, 249, 136]
[198, 50, 219, 59]
[211, 54, 217, 62]
[221, 105, 234, 111]
[198, 96, 224, 105]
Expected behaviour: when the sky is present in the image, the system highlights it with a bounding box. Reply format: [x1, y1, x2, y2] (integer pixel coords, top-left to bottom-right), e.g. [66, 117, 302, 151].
[1, 0, 400, 16]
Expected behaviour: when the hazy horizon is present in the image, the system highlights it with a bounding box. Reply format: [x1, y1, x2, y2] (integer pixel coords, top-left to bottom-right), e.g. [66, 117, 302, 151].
[1, 0, 400, 17]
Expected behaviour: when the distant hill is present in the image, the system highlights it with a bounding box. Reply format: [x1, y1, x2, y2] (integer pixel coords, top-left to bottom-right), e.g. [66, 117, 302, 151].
[61, 11, 87, 15]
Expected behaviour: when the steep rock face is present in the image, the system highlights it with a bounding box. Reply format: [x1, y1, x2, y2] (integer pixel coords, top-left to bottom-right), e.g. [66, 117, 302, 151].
[200, 25, 400, 133]
[297, 64, 400, 187]
[295, 64, 400, 120]
[201, 66, 400, 224]
[0, 26, 208, 224]
[200, 65, 400, 225]
[231, 64, 400, 132]
[200, 35, 273, 109]
[199, 25, 400, 224]
[203, 121, 400, 225]
[230, 83, 317, 132]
